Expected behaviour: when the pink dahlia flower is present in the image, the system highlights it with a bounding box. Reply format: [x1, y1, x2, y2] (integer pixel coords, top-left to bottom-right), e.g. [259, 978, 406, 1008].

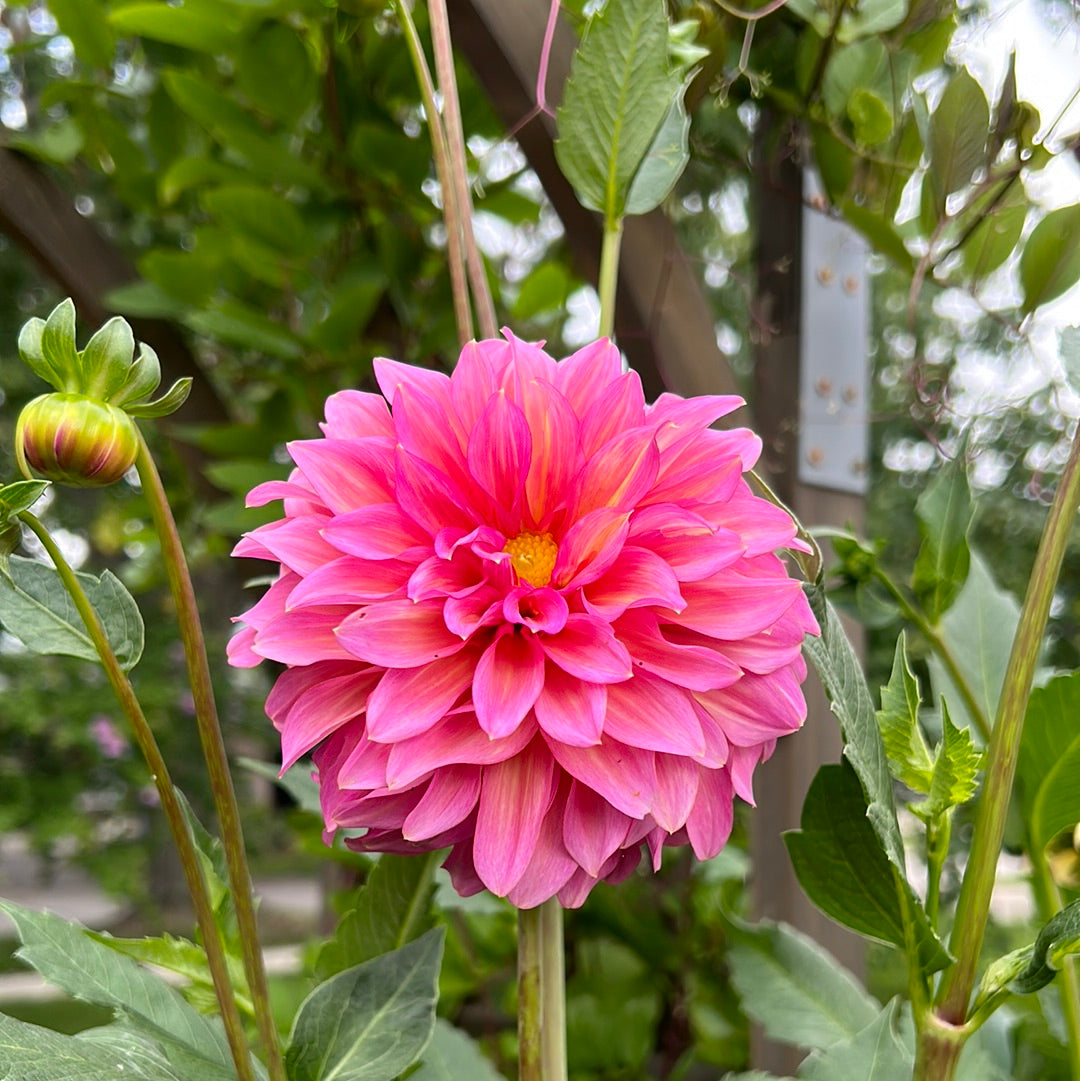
[229, 333, 817, 908]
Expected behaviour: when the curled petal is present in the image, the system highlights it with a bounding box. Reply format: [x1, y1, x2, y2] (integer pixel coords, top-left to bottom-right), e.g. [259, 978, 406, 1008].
[502, 587, 568, 634]
[279, 668, 380, 769]
[562, 781, 631, 877]
[541, 614, 632, 684]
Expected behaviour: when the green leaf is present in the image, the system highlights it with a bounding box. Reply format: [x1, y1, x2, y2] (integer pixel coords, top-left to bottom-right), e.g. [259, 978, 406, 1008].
[822, 38, 887, 122]
[7, 118, 85, 165]
[47, 0, 116, 68]
[409, 1019, 508, 1081]
[0, 1014, 179, 1081]
[1012, 898, 1080, 994]
[202, 185, 314, 257]
[928, 552, 1019, 736]
[877, 633, 934, 794]
[80, 315, 135, 401]
[840, 202, 913, 271]
[112, 343, 163, 408]
[1020, 204, 1080, 315]
[106, 280, 192, 320]
[727, 919, 879, 1051]
[624, 84, 691, 216]
[0, 555, 144, 671]
[0, 900, 238, 1079]
[847, 88, 893, 146]
[184, 304, 303, 359]
[555, 0, 682, 222]
[803, 588, 907, 872]
[235, 20, 315, 124]
[1019, 671, 1080, 856]
[286, 927, 445, 1081]
[316, 852, 439, 980]
[0, 480, 50, 516]
[955, 180, 1028, 284]
[239, 757, 323, 816]
[512, 262, 572, 320]
[785, 763, 951, 972]
[138, 248, 218, 306]
[912, 456, 973, 623]
[928, 70, 989, 215]
[41, 298, 79, 384]
[110, 2, 244, 53]
[175, 791, 239, 950]
[914, 699, 983, 821]
[798, 999, 913, 1081]
[126, 376, 192, 418]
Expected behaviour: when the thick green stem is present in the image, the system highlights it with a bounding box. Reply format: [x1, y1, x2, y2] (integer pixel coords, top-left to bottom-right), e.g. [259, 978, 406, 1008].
[597, 217, 623, 340]
[394, 0, 473, 345]
[926, 422, 1080, 1062]
[872, 568, 991, 743]
[428, 0, 498, 339]
[18, 511, 258, 1081]
[135, 435, 287, 1081]
[517, 900, 568, 1081]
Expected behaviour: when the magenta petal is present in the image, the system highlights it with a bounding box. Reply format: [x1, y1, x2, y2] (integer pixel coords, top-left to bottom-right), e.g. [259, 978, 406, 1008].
[374, 355, 452, 404]
[505, 796, 578, 909]
[245, 478, 320, 509]
[534, 667, 605, 747]
[685, 768, 735, 860]
[334, 732, 393, 791]
[580, 370, 646, 456]
[366, 651, 476, 742]
[335, 601, 467, 667]
[582, 546, 684, 619]
[322, 504, 431, 560]
[286, 556, 411, 608]
[288, 438, 395, 512]
[604, 673, 706, 756]
[239, 515, 338, 575]
[554, 338, 622, 415]
[646, 392, 745, 446]
[395, 447, 478, 535]
[522, 380, 581, 527]
[668, 573, 805, 640]
[402, 767, 482, 841]
[227, 625, 260, 667]
[617, 612, 741, 692]
[254, 607, 355, 664]
[551, 508, 629, 590]
[279, 668, 380, 769]
[651, 755, 700, 832]
[571, 426, 659, 518]
[473, 740, 556, 896]
[541, 614, 632, 684]
[321, 389, 394, 439]
[467, 391, 532, 507]
[547, 736, 655, 818]
[502, 587, 569, 634]
[474, 629, 545, 739]
[562, 781, 632, 877]
[443, 589, 503, 639]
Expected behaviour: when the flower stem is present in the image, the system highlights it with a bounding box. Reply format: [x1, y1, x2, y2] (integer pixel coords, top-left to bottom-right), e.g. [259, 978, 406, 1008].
[920, 420, 1080, 1075]
[394, 0, 473, 346]
[17, 511, 258, 1081]
[134, 434, 287, 1081]
[428, 0, 498, 340]
[517, 899, 568, 1081]
[597, 217, 623, 340]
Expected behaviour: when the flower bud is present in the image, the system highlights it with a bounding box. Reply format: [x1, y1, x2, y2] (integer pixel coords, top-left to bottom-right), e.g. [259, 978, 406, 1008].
[16, 393, 140, 488]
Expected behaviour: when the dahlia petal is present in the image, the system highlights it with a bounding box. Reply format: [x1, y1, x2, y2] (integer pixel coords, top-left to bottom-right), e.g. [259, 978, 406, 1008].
[237, 515, 338, 575]
[395, 447, 478, 534]
[451, 340, 501, 429]
[547, 736, 655, 818]
[279, 668, 380, 769]
[333, 731, 393, 791]
[580, 370, 646, 456]
[685, 769, 735, 860]
[534, 667, 605, 747]
[266, 660, 361, 726]
[288, 438, 395, 512]
[715, 489, 802, 555]
[646, 445, 744, 507]
[322, 504, 431, 560]
[335, 600, 466, 667]
[253, 607, 355, 664]
[386, 713, 539, 788]
[391, 382, 467, 473]
[502, 587, 569, 634]
[474, 629, 545, 739]
[646, 392, 745, 447]
[554, 338, 622, 415]
[541, 613, 633, 684]
[563, 781, 632, 877]
[245, 478, 320, 509]
[618, 612, 741, 691]
[408, 554, 485, 602]
[571, 426, 659, 518]
[552, 508, 630, 590]
[467, 391, 531, 508]
[226, 625, 260, 667]
[402, 767, 482, 841]
[321, 389, 394, 439]
[505, 798, 579, 909]
[374, 356, 452, 404]
[694, 665, 807, 747]
[728, 744, 765, 804]
[668, 573, 806, 640]
[605, 673, 706, 756]
[235, 570, 299, 632]
[443, 588, 503, 638]
[652, 754, 701, 832]
[522, 379, 581, 528]
[582, 546, 684, 619]
[286, 556, 411, 608]
[442, 834, 485, 898]
[473, 740, 556, 896]
[366, 650, 477, 742]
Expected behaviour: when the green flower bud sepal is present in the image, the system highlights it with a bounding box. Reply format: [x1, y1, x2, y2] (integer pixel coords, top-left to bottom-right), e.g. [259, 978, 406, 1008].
[15, 299, 191, 488]
[0, 479, 50, 576]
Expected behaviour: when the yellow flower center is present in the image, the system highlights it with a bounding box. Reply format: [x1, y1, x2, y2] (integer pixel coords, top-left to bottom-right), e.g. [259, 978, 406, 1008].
[503, 531, 558, 588]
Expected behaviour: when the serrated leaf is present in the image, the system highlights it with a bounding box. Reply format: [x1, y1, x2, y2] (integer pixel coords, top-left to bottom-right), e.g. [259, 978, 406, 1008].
[912, 456, 973, 623]
[409, 1019, 508, 1081]
[928, 70, 989, 215]
[1020, 204, 1080, 315]
[555, 0, 682, 222]
[727, 919, 879, 1051]
[878, 633, 934, 793]
[0, 555, 144, 671]
[286, 927, 444, 1081]
[798, 999, 913, 1081]
[316, 852, 439, 980]
[0, 900, 237, 1079]
[624, 84, 691, 216]
[803, 587, 907, 872]
[0, 1014, 181, 1081]
[1019, 671, 1080, 856]
[785, 763, 951, 973]
[913, 698, 983, 821]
